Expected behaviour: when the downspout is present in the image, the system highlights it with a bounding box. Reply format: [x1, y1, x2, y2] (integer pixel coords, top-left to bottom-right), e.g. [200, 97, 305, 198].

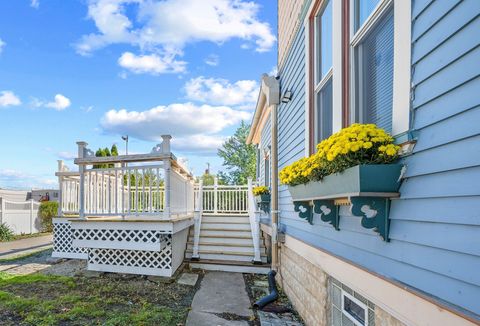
[270, 102, 279, 271]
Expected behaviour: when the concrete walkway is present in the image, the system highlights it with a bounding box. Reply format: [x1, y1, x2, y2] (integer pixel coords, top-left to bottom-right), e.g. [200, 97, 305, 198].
[186, 271, 253, 326]
[0, 234, 53, 260]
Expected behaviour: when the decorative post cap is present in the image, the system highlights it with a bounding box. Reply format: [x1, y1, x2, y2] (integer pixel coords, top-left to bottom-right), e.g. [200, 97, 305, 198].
[161, 135, 172, 153]
[76, 141, 88, 159]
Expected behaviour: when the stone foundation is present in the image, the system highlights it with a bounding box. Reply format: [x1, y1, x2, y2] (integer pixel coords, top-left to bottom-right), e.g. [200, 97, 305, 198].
[276, 243, 406, 326]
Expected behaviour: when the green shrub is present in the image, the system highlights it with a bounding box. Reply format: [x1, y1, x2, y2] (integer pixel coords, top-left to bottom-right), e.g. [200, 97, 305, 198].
[38, 201, 58, 232]
[0, 223, 14, 242]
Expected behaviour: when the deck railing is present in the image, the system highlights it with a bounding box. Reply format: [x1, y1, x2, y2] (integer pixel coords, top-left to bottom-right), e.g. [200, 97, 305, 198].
[194, 178, 248, 215]
[57, 135, 195, 220]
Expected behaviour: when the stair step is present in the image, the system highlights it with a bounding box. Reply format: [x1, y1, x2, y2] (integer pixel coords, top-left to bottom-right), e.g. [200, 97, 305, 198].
[187, 259, 270, 274]
[187, 236, 253, 245]
[187, 241, 260, 248]
[199, 229, 252, 237]
[200, 223, 251, 230]
[186, 243, 261, 254]
[185, 250, 268, 263]
[201, 216, 250, 223]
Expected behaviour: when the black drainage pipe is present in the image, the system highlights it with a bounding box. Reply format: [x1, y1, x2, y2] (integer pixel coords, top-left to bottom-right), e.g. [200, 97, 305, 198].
[253, 270, 279, 309]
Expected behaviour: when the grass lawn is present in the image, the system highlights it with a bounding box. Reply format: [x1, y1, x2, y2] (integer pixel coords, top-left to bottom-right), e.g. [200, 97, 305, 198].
[0, 271, 198, 326]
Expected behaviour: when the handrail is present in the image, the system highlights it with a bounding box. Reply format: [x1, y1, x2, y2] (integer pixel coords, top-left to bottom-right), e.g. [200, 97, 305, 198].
[247, 178, 261, 263]
[192, 179, 203, 259]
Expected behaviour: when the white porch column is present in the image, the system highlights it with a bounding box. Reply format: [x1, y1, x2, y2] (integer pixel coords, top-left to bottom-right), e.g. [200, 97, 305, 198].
[77, 141, 87, 220]
[57, 160, 64, 217]
[162, 135, 172, 219]
[213, 176, 218, 214]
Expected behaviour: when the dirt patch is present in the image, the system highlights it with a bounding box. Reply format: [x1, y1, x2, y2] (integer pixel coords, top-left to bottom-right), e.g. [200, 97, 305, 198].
[244, 273, 304, 325]
[0, 252, 203, 325]
[0, 271, 203, 326]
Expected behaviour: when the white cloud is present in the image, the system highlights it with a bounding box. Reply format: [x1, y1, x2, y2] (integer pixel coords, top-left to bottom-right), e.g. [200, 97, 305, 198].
[32, 94, 71, 110]
[0, 91, 21, 107]
[118, 51, 186, 75]
[101, 102, 251, 143]
[57, 151, 77, 160]
[184, 77, 258, 107]
[173, 134, 226, 155]
[0, 169, 57, 190]
[30, 0, 40, 9]
[269, 66, 278, 76]
[0, 38, 5, 54]
[205, 54, 219, 66]
[46, 94, 71, 110]
[76, 0, 275, 73]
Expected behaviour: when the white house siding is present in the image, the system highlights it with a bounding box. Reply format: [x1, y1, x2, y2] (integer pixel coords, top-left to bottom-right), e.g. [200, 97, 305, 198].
[273, 0, 480, 320]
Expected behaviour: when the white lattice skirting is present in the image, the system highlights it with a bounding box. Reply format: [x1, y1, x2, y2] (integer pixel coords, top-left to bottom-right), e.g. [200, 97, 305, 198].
[52, 218, 88, 259]
[87, 235, 173, 276]
[52, 218, 192, 277]
[72, 228, 166, 251]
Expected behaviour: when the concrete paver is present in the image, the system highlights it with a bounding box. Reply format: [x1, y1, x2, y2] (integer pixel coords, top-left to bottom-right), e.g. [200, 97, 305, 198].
[186, 271, 253, 326]
[177, 272, 199, 286]
[0, 234, 53, 259]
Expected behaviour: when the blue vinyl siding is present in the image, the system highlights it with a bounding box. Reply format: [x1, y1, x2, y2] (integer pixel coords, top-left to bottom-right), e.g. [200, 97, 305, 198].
[274, 0, 480, 319]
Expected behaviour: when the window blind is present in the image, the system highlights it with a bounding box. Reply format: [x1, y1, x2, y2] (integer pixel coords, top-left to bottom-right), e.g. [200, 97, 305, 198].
[362, 9, 394, 132]
[317, 77, 333, 143]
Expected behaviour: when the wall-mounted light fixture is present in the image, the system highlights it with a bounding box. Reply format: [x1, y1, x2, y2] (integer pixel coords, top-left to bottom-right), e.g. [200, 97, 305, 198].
[281, 90, 292, 103]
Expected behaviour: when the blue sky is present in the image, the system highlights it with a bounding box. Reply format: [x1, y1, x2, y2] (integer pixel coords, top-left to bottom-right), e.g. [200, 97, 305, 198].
[0, 0, 277, 189]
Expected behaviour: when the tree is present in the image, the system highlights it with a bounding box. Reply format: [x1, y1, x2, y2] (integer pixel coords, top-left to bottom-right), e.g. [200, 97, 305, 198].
[217, 121, 256, 185]
[93, 144, 119, 168]
[197, 173, 227, 186]
[111, 144, 119, 156]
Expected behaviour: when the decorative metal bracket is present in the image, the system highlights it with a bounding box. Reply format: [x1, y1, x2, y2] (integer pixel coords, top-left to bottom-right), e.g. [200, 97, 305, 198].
[294, 201, 313, 225]
[258, 201, 270, 214]
[313, 200, 339, 230]
[351, 197, 390, 241]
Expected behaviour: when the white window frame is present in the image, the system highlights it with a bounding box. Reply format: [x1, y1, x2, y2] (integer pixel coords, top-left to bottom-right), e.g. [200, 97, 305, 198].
[314, 1, 333, 146]
[304, 0, 343, 155]
[349, 0, 411, 136]
[341, 290, 369, 326]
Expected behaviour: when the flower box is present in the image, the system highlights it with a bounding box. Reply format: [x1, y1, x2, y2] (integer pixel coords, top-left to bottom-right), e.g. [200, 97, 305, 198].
[289, 164, 403, 241]
[255, 194, 271, 203]
[288, 164, 403, 201]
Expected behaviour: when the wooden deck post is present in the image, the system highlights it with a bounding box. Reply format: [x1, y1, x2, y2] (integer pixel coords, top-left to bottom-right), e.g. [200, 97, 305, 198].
[57, 160, 64, 217]
[214, 176, 218, 214]
[77, 141, 87, 220]
[162, 135, 172, 219]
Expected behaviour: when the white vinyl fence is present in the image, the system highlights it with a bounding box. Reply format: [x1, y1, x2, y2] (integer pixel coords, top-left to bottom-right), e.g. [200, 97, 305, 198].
[0, 198, 41, 235]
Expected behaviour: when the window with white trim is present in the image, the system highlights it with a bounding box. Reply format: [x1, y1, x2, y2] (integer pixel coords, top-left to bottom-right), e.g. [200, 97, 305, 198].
[351, 0, 394, 133]
[314, 0, 333, 144]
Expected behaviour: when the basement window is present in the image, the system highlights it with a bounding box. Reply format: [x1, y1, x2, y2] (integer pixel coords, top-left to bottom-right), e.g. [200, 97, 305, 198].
[342, 291, 368, 326]
[329, 277, 375, 326]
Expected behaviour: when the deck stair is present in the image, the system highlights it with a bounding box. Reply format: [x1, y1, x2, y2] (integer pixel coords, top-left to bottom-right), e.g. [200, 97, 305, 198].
[185, 213, 270, 274]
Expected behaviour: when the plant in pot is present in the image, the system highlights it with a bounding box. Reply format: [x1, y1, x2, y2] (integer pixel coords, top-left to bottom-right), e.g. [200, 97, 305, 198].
[253, 186, 270, 213]
[279, 123, 403, 240]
